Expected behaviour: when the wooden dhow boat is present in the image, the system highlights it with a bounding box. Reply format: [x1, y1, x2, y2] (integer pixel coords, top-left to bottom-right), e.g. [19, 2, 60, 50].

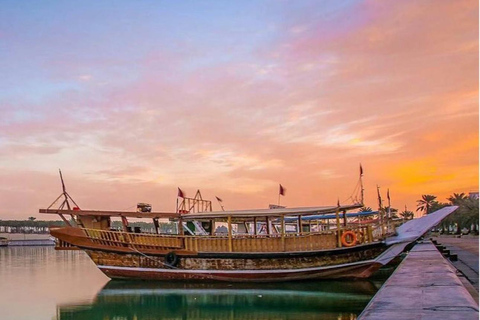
[40, 172, 458, 282]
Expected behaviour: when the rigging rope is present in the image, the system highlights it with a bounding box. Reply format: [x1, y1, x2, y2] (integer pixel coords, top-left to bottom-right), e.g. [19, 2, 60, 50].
[341, 178, 363, 205]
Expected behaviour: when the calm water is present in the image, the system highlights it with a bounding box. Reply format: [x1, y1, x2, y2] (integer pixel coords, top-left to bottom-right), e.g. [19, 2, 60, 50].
[0, 247, 389, 320]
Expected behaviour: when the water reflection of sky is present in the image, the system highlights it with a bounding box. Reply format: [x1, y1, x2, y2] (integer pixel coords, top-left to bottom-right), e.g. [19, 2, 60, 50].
[57, 280, 382, 320]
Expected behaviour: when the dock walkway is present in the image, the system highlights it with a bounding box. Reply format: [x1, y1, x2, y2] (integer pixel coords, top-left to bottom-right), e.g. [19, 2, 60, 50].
[433, 236, 479, 292]
[358, 241, 479, 320]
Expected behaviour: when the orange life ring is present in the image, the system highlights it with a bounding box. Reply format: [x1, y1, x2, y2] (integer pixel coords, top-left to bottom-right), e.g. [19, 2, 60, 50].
[341, 231, 357, 247]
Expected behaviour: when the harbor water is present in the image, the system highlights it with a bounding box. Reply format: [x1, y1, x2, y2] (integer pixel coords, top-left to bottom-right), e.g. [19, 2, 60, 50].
[0, 246, 391, 320]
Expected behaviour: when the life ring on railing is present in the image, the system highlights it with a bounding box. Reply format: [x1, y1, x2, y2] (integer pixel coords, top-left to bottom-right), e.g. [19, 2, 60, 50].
[165, 252, 179, 267]
[341, 231, 357, 247]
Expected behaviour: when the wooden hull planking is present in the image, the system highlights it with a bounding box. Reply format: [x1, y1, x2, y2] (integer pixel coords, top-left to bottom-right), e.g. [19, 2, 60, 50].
[97, 261, 383, 282]
[83, 244, 387, 282]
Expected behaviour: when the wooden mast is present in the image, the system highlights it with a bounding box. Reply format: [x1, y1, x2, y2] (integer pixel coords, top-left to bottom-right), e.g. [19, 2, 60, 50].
[46, 170, 83, 227]
[377, 185, 385, 237]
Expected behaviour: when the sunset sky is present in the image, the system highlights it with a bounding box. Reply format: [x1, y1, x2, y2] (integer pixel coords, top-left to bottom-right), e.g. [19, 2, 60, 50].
[0, 0, 478, 220]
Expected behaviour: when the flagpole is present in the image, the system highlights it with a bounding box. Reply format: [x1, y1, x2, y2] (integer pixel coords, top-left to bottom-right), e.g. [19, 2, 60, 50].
[217, 199, 225, 211]
[216, 197, 225, 211]
[360, 164, 364, 205]
[278, 184, 284, 206]
[335, 199, 341, 247]
[387, 189, 391, 234]
[387, 189, 391, 218]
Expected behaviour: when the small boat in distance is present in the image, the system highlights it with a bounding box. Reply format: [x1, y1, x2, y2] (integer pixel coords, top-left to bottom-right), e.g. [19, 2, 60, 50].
[40, 171, 457, 282]
[0, 237, 8, 247]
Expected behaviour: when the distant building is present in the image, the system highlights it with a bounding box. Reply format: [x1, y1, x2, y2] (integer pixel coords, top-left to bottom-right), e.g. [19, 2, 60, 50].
[469, 192, 479, 200]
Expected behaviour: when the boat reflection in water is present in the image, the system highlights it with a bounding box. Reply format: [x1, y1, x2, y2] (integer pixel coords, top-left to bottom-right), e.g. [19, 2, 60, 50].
[57, 279, 382, 320]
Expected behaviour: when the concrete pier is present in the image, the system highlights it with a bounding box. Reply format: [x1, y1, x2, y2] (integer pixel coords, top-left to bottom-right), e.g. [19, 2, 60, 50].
[433, 236, 479, 292]
[7, 239, 54, 246]
[358, 241, 479, 320]
[0, 233, 54, 246]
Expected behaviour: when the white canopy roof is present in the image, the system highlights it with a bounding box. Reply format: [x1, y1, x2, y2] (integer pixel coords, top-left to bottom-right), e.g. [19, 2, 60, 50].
[182, 204, 363, 220]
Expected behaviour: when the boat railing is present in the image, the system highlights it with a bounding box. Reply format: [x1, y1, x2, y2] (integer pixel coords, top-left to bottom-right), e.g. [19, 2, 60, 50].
[50, 226, 81, 250]
[81, 224, 383, 253]
[84, 229, 184, 250]
[359, 219, 398, 240]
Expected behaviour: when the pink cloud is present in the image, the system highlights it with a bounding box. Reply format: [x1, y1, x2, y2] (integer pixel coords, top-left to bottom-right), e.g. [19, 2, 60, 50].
[1, 1, 477, 218]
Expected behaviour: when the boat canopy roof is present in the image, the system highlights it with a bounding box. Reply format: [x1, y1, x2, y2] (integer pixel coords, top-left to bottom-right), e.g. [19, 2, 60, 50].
[283, 210, 379, 222]
[182, 204, 362, 220]
[39, 209, 180, 219]
[39, 204, 363, 220]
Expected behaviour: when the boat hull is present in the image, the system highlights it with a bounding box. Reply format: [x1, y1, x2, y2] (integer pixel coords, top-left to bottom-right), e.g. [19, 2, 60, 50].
[83, 244, 387, 282]
[97, 261, 383, 282]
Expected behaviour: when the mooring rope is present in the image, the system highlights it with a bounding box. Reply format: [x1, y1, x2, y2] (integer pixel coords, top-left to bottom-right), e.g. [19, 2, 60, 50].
[128, 245, 179, 269]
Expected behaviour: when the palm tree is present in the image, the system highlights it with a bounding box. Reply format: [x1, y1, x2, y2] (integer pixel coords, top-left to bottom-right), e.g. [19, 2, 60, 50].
[447, 193, 468, 205]
[384, 206, 399, 219]
[416, 195, 437, 215]
[28, 217, 36, 221]
[400, 209, 414, 220]
[359, 206, 373, 212]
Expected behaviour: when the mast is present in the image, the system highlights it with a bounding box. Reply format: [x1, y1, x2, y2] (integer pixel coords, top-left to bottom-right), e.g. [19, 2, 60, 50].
[46, 170, 81, 227]
[386, 188, 392, 234]
[59, 169, 71, 210]
[377, 185, 385, 237]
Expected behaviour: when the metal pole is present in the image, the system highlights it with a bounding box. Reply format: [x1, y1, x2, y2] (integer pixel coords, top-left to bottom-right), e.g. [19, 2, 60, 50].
[336, 206, 341, 247]
[227, 216, 233, 252]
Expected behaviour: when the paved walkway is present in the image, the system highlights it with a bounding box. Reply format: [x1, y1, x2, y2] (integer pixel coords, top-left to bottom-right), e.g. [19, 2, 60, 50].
[358, 241, 479, 320]
[433, 236, 479, 292]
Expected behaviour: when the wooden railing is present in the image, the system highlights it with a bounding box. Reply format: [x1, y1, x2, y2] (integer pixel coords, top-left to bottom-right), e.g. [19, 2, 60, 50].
[54, 239, 81, 250]
[84, 229, 183, 250]
[182, 234, 338, 253]
[79, 223, 385, 254]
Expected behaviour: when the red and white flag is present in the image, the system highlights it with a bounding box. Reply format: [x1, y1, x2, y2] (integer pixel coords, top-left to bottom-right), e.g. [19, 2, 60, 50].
[177, 188, 185, 198]
[279, 184, 286, 196]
